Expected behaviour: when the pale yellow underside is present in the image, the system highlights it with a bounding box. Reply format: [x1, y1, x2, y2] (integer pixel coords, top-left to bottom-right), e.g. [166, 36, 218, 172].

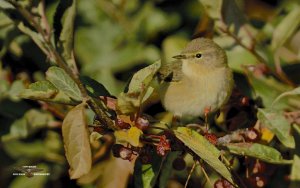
[159, 62, 233, 117]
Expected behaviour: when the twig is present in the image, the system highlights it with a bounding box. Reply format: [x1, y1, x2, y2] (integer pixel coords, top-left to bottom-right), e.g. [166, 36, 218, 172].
[6, 0, 118, 130]
[199, 161, 213, 187]
[39, 0, 51, 41]
[274, 53, 295, 87]
[219, 25, 295, 87]
[184, 160, 197, 188]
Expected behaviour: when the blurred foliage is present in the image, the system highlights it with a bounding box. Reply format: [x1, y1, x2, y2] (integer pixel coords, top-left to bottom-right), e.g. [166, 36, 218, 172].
[1, 0, 300, 188]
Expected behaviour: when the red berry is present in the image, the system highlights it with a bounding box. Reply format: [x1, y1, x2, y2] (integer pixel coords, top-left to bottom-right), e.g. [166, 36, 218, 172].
[136, 116, 149, 131]
[205, 133, 218, 145]
[214, 179, 234, 188]
[156, 135, 171, 156]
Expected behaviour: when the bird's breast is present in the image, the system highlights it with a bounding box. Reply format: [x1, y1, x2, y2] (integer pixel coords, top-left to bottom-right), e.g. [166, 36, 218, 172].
[160, 67, 233, 117]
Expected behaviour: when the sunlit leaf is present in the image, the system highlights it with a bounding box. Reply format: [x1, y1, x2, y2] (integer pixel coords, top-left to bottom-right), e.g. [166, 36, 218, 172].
[198, 0, 222, 19]
[225, 143, 292, 164]
[17, 22, 49, 55]
[46, 66, 81, 101]
[117, 60, 161, 114]
[271, 6, 300, 51]
[174, 127, 235, 184]
[62, 102, 91, 179]
[258, 108, 295, 148]
[19, 80, 78, 105]
[114, 126, 143, 147]
[0, 1, 14, 9]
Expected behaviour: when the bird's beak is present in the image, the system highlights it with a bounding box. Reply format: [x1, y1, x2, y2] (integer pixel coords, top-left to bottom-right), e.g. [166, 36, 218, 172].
[172, 54, 187, 59]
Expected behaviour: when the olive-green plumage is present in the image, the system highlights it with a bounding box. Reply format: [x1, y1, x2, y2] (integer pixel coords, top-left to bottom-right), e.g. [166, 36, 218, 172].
[158, 38, 233, 118]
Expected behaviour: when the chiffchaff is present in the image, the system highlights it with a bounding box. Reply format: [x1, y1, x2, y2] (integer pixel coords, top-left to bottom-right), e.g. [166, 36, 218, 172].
[158, 38, 233, 118]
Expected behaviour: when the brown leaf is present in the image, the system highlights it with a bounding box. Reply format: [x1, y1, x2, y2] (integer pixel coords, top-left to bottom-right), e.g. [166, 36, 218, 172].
[62, 102, 92, 179]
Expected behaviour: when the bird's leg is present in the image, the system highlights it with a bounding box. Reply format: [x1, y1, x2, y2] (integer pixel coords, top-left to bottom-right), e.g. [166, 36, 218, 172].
[204, 106, 211, 132]
[172, 115, 180, 126]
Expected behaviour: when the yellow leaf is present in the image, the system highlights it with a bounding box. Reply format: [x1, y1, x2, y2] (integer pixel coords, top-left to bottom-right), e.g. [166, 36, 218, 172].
[114, 127, 143, 147]
[261, 127, 275, 143]
[128, 127, 143, 147]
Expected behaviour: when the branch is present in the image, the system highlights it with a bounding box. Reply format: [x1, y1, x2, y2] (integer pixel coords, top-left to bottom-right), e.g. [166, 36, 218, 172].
[7, 0, 118, 130]
[219, 25, 296, 87]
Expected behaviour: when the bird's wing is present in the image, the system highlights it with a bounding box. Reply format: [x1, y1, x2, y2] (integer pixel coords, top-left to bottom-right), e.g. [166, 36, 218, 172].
[157, 60, 183, 82]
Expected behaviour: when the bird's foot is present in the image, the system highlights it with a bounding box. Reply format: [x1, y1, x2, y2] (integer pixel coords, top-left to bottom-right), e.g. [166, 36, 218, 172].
[204, 106, 211, 131]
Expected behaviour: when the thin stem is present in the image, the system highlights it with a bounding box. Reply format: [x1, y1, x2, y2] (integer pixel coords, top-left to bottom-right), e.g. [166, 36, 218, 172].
[7, 0, 118, 130]
[184, 160, 197, 188]
[199, 161, 213, 187]
[219, 26, 295, 87]
[274, 53, 295, 87]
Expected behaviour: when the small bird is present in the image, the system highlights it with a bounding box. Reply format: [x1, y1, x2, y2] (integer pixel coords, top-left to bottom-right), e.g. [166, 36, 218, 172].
[157, 38, 233, 118]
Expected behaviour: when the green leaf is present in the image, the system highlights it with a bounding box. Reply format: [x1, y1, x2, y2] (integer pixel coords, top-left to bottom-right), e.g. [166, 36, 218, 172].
[174, 127, 235, 185]
[62, 102, 91, 179]
[0, 1, 14, 9]
[134, 153, 162, 188]
[53, 0, 77, 70]
[1, 109, 55, 142]
[126, 60, 161, 93]
[21, 80, 58, 97]
[247, 72, 292, 109]
[271, 5, 300, 50]
[25, 109, 54, 129]
[80, 76, 111, 97]
[258, 108, 295, 148]
[273, 87, 300, 106]
[117, 60, 161, 114]
[17, 22, 49, 55]
[159, 151, 180, 188]
[1, 118, 28, 141]
[19, 80, 78, 105]
[46, 66, 81, 101]
[2, 140, 46, 158]
[225, 143, 292, 164]
[8, 80, 25, 101]
[290, 155, 300, 188]
[198, 0, 222, 19]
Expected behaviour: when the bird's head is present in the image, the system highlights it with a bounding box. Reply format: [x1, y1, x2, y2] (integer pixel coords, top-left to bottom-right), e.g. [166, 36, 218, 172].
[173, 38, 227, 69]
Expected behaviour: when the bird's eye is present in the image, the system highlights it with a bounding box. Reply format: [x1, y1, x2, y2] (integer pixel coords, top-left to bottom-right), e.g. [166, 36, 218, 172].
[195, 53, 202, 58]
